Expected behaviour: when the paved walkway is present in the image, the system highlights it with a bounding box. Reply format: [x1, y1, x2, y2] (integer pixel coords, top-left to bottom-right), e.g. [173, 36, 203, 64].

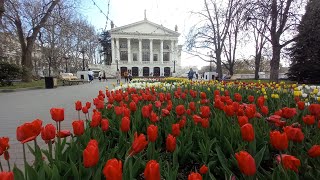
[0, 79, 119, 169]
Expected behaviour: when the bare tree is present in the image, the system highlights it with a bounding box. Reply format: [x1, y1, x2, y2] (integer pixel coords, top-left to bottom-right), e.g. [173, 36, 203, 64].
[3, 0, 61, 81]
[0, 0, 4, 20]
[186, 0, 244, 78]
[246, 0, 306, 81]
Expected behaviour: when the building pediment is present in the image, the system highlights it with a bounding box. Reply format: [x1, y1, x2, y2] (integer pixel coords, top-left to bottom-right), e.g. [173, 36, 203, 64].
[110, 19, 180, 37]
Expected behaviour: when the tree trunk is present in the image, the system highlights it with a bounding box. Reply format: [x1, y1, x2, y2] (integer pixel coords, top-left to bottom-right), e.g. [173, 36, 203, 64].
[0, 0, 4, 19]
[216, 50, 223, 79]
[21, 42, 34, 82]
[254, 53, 261, 80]
[270, 45, 281, 81]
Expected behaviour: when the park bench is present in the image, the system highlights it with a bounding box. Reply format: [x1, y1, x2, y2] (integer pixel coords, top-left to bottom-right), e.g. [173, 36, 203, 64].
[60, 73, 87, 86]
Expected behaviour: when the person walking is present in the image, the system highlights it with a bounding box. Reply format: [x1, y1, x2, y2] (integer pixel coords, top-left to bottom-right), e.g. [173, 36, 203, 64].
[124, 70, 129, 83]
[102, 70, 107, 82]
[128, 71, 132, 82]
[116, 69, 121, 84]
[88, 69, 94, 83]
[188, 68, 195, 81]
[98, 71, 102, 82]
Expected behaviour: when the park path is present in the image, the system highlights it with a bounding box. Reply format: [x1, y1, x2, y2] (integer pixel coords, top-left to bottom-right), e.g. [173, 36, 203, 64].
[0, 79, 118, 169]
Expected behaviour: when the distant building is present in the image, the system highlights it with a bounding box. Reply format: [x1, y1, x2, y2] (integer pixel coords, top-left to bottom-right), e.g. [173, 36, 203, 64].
[105, 14, 182, 77]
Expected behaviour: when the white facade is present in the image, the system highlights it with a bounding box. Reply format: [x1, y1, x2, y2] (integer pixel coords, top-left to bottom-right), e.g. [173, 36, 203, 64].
[96, 18, 182, 77]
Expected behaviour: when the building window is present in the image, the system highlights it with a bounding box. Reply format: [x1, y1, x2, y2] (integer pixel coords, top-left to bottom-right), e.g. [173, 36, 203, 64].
[153, 54, 158, 61]
[133, 53, 137, 61]
[142, 52, 150, 61]
[163, 52, 169, 61]
[164, 44, 170, 50]
[120, 42, 127, 48]
[142, 43, 149, 49]
[120, 51, 128, 60]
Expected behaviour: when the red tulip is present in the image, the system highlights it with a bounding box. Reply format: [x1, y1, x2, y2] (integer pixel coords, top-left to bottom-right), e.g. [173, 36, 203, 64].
[83, 139, 99, 168]
[120, 116, 130, 132]
[276, 154, 300, 173]
[75, 101, 82, 111]
[201, 118, 209, 128]
[308, 104, 320, 117]
[281, 107, 297, 119]
[189, 102, 196, 111]
[270, 131, 288, 150]
[142, 105, 151, 118]
[101, 119, 109, 131]
[224, 105, 235, 116]
[41, 124, 56, 142]
[188, 172, 202, 180]
[50, 108, 64, 122]
[234, 93, 242, 102]
[166, 134, 176, 152]
[161, 109, 170, 117]
[200, 92, 207, 99]
[129, 101, 137, 112]
[0, 172, 14, 180]
[200, 106, 210, 118]
[144, 160, 161, 180]
[172, 123, 180, 137]
[302, 115, 315, 125]
[199, 165, 208, 174]
[155, 101, 161, 108]
[308, 145, 320, 158]
[147, 125, 158, 142]
[297, 101, 305, 110]
[103, 158, 122, 180]
[86, 102, 91, 109]
[82, 106, 88, 114]
[260, 106, 269, 116]
[237, 116, 248, 127]
[179, 119, 187, 128]
[175, 105, 186, 116]
[0, 137, 10, 156]
[248, 95, 255, 103]
[72, 120, 84, 136]
[257, 96, 265, 107]
[16, 119, 42, 144]
[267, 115, 286, 127]
[245, 106, 256, 119]
[56, 130, 71, 138]
[235, 151, 256, 176]
[91, 111, 102, 127]
[130, 132, 148, 156]
[241, 123, 255, 142]
[149, 111, 159, 123]
[283, 126, 304, 142]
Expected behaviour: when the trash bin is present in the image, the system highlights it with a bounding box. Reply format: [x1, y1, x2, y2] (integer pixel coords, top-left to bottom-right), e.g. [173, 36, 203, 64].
[45, 77, 54, 89]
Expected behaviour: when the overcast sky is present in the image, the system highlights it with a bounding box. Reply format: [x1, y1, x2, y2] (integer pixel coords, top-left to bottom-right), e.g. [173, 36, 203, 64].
[79, 0, 211, 69]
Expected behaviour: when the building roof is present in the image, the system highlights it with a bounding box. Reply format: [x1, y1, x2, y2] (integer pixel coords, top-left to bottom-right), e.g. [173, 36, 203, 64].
[110, 19, 180, 37]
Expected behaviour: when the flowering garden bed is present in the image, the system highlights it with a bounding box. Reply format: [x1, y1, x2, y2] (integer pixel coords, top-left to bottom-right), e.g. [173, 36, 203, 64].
[1, 80, 320, 179]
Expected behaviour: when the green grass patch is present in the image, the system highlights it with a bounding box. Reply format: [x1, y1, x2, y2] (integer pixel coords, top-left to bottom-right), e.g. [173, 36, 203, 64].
[0, 80, 45, 89]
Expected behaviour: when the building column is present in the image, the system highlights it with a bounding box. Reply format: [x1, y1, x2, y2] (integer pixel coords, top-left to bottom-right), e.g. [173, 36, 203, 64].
[127, 38, 131, 63]
[160, 40, 163, 64]
[139, 39, 142, 63]
[116, 38, 120, 61]
[150, 39, 153, 63]
[111, 38, 115, 64]
[171, 40, 174, 62]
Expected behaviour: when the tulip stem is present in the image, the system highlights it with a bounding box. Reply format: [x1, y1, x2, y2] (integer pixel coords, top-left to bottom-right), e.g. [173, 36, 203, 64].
[78, 111, 80, 120]
[7, 159, 10, 171]
[23, 144, 27, 180]
[0, 159, 3, 172]
[48, 140, 53, 162]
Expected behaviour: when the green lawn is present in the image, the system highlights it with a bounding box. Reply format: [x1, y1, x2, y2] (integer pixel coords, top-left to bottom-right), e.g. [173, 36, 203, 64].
[0, 79, 73, 90]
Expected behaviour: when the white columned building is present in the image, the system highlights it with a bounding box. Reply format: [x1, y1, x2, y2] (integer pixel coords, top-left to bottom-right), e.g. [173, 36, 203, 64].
[107, 17, 182, 77]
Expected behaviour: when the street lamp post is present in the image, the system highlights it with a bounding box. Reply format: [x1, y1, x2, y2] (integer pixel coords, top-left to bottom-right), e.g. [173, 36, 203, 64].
[173, 60, 176, 73]
[64, 56, 69, 73]
[79, 49, 85, 71]
[116, 59, 119, 71]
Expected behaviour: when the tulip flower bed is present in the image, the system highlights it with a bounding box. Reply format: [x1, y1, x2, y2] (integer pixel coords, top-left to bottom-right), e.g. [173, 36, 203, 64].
[1, 80, 320, 180]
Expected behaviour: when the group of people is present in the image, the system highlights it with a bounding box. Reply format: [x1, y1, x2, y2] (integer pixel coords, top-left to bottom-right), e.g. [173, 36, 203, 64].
[116, 69, 132, 84]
